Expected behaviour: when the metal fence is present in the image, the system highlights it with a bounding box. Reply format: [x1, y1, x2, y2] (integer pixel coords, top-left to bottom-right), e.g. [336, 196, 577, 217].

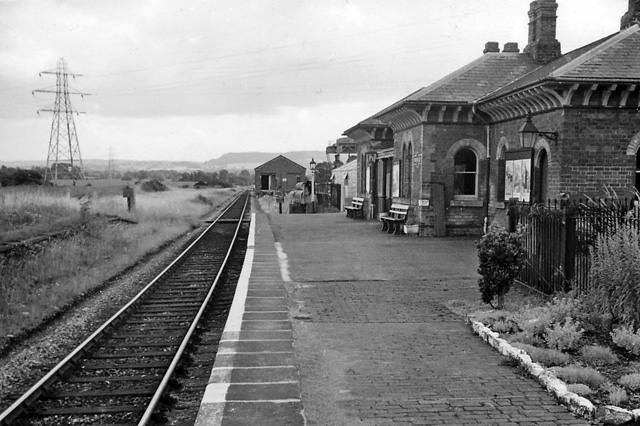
[512, 198, 639, 294]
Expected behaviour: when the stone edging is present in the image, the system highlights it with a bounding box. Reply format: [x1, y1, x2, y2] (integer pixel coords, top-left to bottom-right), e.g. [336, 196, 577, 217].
[468, 319, 640, 424]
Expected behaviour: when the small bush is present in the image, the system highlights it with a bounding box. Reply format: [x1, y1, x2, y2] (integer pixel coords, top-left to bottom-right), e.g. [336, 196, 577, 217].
[553, 365, 606, 388]
[619, 373, 640, 391]
[544, 317, 584, 351]
[580, 345, 619, 365]
[604, 384, 629, 406]
[511, 342, 572, 366]
[566, 383, 594, 396]
[517, 314, 552, 338]
[476, 228, 526, 309]
[140, 179, 169, 192]
[611, 326, 640, 356]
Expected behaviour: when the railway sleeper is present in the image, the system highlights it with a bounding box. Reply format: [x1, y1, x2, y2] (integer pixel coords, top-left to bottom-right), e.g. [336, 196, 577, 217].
[80, 361, 171, 369]
[43, 387, 157, 399]
[90, 350, 175, 358]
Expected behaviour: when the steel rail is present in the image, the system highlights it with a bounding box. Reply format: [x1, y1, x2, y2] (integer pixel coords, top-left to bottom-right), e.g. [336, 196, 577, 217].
[0, 191, 248, 426]
[137, 191, 249, 425]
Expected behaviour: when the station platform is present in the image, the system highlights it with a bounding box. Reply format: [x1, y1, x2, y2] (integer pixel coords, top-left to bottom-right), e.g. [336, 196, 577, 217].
[196, 197, 591, 426]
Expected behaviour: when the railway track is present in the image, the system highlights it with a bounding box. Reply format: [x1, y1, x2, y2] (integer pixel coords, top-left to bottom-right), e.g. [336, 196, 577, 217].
[0, 191, 251, 426]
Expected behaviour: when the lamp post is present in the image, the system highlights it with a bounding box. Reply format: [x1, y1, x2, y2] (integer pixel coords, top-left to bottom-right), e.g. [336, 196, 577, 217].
[309, 158, 316, 213]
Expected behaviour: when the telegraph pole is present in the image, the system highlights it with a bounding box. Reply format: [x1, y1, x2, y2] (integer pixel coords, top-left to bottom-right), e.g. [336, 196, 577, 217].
[34, 58, 87, 184]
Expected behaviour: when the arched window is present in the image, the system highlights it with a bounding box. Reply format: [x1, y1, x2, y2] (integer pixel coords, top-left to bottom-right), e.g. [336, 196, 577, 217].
[454, 148, 477, 197]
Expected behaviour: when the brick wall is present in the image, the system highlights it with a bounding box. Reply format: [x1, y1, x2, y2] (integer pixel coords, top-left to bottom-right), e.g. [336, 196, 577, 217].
[559, 109, 637, 199]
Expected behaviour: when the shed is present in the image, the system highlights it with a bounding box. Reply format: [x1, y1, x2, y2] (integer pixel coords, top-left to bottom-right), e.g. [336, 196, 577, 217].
[254, 155, 306, 195]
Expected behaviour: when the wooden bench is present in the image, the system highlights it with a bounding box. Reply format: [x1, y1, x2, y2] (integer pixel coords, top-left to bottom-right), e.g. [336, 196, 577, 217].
[380, 204, 409, 234]
[345, 196, 365, 219]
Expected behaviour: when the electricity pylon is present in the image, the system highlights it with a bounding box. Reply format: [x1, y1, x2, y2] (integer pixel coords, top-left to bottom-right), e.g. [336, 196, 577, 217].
[34, 58, 87, 184]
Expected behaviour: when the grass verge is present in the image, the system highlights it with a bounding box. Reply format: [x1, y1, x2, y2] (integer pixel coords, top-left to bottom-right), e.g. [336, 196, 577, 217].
[0, 185, 239, 337]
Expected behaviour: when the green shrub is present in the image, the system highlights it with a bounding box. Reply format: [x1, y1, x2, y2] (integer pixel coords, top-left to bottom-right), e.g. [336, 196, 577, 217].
[580, 345, 619, 365]
[611, 325, 640, 356]
[553, 365, 606, 388]
[512, 295, 583, 339]
[511, 342, 572, 366]
[566, 383, 594, 396]
[619, 373, 640, 391]
[604, 384, 629, 406]
[476, 228, 526, 309]
[586, 224, 640, 329]
[544, 317, 584, 351]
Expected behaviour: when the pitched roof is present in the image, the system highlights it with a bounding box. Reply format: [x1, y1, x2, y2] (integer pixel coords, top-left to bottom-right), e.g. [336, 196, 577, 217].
[483, 24, 640, 99]
[409, 52, 539, 103]
[357, 51, 539, 123]
[552, 24, 640, 81]
[254, 155, 305, 171]
[346, 24, 640, 133]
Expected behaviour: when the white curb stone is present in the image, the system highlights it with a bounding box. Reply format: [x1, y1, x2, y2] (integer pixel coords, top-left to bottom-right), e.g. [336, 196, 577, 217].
[470, 319, 597, 420]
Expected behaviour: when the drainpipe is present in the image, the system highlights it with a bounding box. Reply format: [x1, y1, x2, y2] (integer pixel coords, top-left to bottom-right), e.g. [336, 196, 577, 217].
[484, 125, 491, 234]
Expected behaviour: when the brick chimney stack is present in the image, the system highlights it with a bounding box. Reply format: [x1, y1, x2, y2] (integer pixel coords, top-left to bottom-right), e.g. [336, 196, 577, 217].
[621, 0, 640, 29]
[523, 0, 561, 63]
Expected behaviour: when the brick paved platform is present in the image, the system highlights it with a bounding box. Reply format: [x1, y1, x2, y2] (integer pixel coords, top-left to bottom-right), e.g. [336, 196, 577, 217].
[197, 197, 592, 426]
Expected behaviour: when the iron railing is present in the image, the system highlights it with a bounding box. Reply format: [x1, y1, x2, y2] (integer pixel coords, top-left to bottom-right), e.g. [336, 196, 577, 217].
[512, 198, 639, 294]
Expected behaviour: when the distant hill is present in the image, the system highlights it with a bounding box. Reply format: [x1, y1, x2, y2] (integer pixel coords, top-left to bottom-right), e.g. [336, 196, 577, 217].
[203, 151, 326, 172]
[1, 151, 328, 173]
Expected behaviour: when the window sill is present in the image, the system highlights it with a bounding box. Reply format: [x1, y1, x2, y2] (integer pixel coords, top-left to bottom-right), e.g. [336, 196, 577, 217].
[450, 199, 483, 208]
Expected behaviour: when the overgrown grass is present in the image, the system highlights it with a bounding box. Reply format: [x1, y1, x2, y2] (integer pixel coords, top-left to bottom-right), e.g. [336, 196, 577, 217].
[586, 224, 640, 329]
[552, 365, 607, 388]
[0, 185, 238, 337]
[0, 188, 82, 243]
[580, 345, 619, 365]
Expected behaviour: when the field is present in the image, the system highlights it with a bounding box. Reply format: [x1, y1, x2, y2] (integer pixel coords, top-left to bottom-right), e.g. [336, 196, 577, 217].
[0, 180, 239, 337]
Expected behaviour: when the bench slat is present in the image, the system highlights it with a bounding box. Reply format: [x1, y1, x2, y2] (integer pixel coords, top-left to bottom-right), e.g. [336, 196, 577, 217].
[380, 203, 409, 234]
[345, 197, 365, 219]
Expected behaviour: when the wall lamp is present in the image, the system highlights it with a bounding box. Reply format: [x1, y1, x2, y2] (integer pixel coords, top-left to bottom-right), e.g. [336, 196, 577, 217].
[518, 113, 558, 147]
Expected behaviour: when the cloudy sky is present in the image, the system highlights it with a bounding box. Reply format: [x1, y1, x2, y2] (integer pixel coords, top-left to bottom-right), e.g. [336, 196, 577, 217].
[0, 0, 628, 163]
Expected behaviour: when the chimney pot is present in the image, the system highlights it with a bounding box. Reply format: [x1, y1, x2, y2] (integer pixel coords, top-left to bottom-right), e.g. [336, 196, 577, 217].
[503, 42, 520, 53]
[483, 41, 500, 54]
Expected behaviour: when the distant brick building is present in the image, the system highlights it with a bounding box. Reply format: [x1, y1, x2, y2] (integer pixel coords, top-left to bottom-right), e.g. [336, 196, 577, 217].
[325, 137, 357, 168]
[344, 0, 640, 236]
[254, 155, 306, 194]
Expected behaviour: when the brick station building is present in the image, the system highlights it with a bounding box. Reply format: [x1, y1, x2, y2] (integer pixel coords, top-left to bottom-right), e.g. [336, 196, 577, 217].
[254, 155, 306, 195]
[344, 0, 640, 236]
